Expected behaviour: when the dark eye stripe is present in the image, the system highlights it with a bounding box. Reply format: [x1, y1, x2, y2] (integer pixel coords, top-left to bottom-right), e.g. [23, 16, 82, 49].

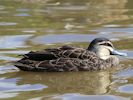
[105, 43, 111, 46]
[98, 41, 114, 47]
[101, 43, 113, 47]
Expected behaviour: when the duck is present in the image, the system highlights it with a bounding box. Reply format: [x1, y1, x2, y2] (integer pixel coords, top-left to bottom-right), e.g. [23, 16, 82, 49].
[14, 37, 127, 72]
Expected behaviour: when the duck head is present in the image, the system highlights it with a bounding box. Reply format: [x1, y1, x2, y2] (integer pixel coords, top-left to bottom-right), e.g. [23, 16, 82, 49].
[88, 38, 127, 60]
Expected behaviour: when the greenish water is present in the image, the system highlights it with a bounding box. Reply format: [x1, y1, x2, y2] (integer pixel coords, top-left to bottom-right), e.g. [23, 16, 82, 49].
[0, 0, 133, 100]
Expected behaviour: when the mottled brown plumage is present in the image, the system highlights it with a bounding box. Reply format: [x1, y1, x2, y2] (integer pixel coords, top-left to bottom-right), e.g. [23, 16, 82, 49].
[14, 38, 127, 72]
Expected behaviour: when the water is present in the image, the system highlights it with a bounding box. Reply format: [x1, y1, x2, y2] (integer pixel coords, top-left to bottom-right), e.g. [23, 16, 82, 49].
[0, 0, 133, 100]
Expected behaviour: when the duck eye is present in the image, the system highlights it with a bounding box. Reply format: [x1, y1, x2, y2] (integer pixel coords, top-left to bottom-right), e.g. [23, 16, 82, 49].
[107, 43, 113, 47]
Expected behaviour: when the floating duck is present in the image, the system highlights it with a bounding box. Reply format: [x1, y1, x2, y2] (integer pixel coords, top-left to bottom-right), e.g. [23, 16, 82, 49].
[14, 38, 127, 72]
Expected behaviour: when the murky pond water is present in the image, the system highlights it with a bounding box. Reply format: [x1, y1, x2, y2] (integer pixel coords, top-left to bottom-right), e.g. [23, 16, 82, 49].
[0, 0, 133, 100]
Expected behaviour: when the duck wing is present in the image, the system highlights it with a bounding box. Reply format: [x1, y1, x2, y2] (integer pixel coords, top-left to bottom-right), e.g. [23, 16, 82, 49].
[22, 45, 90, 61]
[22, 45, 74, 61]
[14, 45, 106, 72]
[14, 58, 100, 72]
[14, 50, 104, 72]
[24, 51, 57, 61]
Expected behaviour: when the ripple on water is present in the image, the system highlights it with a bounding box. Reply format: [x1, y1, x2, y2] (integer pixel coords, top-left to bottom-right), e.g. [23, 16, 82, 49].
[32, 34, 117, 44]
[92, 28, 133, 33]
[124, 50, 133, 59]
[0, 22, 17, 26]
[47, 6, 88, 11]
[0, 78, 47, 91]
[31, 33, 133, 45]
[0, 77, 47, 98]
[51, 94, 129, 100]
[91, 28, 133, 39]
[0, 65, 18, 74]
[32, 34, 96, 44]
[14, 13, 31, 17]
[0, 55, 18, 61]
[113, 67, 133, 79]
[118, 84, 133, 94]
[103, 24, 123, 28]
[0, 92, 18, 99]
[16, 8, 30, 12]
[0, 50, 29, 54]
[0, 35, 32, 49]
[0, 5, 5, 10]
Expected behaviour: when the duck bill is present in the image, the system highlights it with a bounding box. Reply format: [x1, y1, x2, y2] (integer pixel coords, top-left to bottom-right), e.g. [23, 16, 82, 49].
[111, 50, 127, 56]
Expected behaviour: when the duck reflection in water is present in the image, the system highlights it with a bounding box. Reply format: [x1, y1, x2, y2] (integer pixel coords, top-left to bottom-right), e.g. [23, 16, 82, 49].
[8, 70, 111, 95]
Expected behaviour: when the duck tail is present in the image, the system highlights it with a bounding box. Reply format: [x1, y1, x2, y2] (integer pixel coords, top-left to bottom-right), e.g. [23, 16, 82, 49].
[11, 61, 35, 71]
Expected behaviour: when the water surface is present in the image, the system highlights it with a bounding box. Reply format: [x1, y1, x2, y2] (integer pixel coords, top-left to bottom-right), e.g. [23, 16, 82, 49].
[0, 0, 133, 100]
